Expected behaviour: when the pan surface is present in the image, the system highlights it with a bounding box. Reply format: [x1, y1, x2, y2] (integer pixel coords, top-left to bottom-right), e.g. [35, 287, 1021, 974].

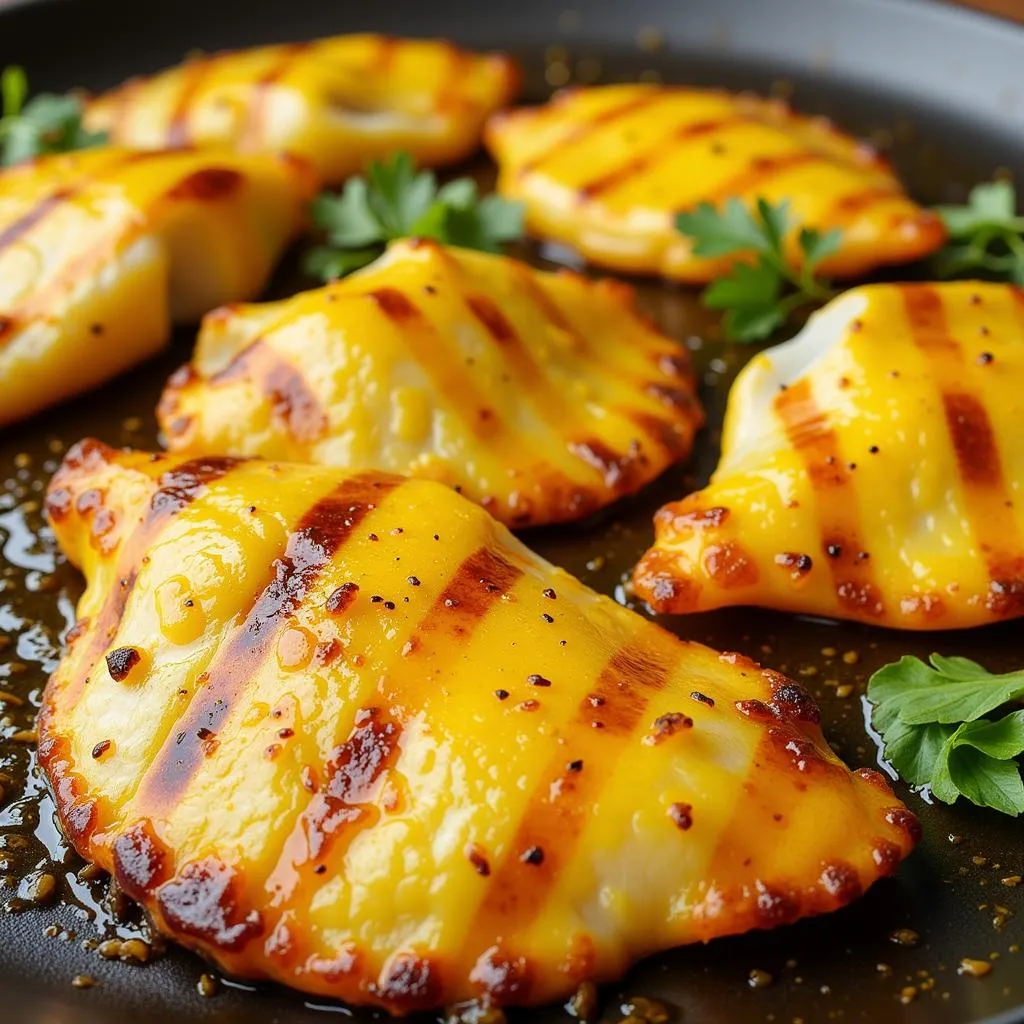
[0, 1, 1022, 1022]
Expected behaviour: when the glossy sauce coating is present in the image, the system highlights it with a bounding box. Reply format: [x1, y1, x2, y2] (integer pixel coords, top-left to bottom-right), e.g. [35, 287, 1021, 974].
[0, 147, 311, 427]
[634, 281, 1024, 629]
[39, 441, 917, 1013]
[86, 35, 520, 185]
[486, 84, 946, 282]
[158, 239, 704, 527]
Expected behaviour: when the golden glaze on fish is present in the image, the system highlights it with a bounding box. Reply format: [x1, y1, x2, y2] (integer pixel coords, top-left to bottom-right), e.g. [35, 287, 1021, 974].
[87, 35, 519, 184]
[40, 441, 918, 1012]
[486, 84, 945, 282]
[635, 282, 1024, 629]
[158, 239, 703, 527]
[0, 147, 311, 427]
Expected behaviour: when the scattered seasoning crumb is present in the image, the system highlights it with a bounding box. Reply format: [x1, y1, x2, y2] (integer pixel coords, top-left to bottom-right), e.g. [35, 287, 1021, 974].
[1001, 875, 1021, 887]
[520, 845, 544, 866]
[973, 856, 989, 867]
[899, 986, 918, 1004]
[91, 739, 112, 759]
[835, 684, 854, 699]
[543, 588, 557, 600]
[977, 351, 994, 365]
[567, 759, 583, 772]
[197, 973, 219, 998]
[890, 928, 920, 947]
[948, 834, 963, 845]
[541, 613, 554, 623]
[71, 974, 97, 989]
[958, 958, 993, 978]
[842, 650, 860, 665]
[877, 963, 892, 976]
[690, 690, 715, 707]
[821, 646, 837, 658]
[668, 802, 693, 830]
[748, 968, 774, 988]
[620, 997, 668, 1023]
[407, 576, 420, 586]
[494, 689, 510, 701]
[527, 674, 552, 687]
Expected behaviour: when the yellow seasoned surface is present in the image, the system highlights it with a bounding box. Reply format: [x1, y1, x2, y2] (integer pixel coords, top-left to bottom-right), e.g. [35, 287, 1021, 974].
[635, 281, 1024, 629]
[486, 84, 946, 282]
[87, 35, 519, 185]
[40, 441, 918, 1013]
[158, 239, 704, 527]
[0, 147, 311, 428]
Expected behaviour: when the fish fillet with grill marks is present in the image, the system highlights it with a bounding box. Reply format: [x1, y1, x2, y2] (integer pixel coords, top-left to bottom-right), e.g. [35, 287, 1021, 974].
[86, 35, 519, 185]
[635, 282, 1024, 629]
[40, 440, 919, 1013]
[0, 147, 311, 428]
[157, 239, 703, 528]
[486, 84, 946, 282]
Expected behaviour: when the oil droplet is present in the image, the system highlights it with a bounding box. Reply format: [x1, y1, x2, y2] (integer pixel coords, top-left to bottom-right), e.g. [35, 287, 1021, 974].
[277, 626, 314, 672]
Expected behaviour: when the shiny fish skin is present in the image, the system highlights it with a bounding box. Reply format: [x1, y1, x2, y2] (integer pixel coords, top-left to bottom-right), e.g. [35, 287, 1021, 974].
[86, 35, 519, 185]
[486, 84, 945, 282]
[157, 238, 704, 528]
[40, 441, 918, 1013]
[634, 281, 1024, 629]
[0, 147, 311, 428]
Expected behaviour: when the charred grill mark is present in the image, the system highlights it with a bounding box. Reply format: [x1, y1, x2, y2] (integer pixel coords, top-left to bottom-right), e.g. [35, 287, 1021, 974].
[902, 285, 1023, 617]
[166, 167, 244, 202]
[568, 438, 642, 492]
[140, 473, 401, 810]
[577, 115, 744, 200]
[465, 640, 678, 947]
[209, 340, 327, 444]
[466, 293, 517, 345]
[436, 40, 471, 115]
[519, 91, 665, 175]
[826, 185, 903, 221]
[775, 379, 884, 618]
[167, 57, 217, 147]
[35, 715, 98, 850]
[65, 455, 240, 708]
[700, 151, 820, 207]
[243, 42, 313, 149]
[113, 820, 170, 901]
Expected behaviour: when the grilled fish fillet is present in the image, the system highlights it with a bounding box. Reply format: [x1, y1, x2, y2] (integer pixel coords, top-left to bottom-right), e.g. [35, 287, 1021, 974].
[40, 440, 919, 1013]
[635, 281, 1024, 629]
[157, 238, 704, 528]
[86, 35, 519, 185]
[0, 147, 311, 428]
[486, 84, 946, 282]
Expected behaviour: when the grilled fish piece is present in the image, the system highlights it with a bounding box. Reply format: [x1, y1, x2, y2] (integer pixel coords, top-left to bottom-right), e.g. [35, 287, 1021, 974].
[86, 35, 519, 185]
[157, 239, 704, 528]
[486, 84, 945, 283]
[635, 281, 1024, 629]
[0, 147, 310, 428]
[40, 440, 918, 1013]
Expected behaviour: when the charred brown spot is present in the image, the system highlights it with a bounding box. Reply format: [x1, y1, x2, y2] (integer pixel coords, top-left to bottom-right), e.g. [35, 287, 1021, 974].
[520, 845, 545, 866]
[774, 552, 813, 579]
[0, 314, 15, 343]
[691, 690, 715, 708]
[157, 858, 262, 951]
[703, 541, 759, 588]
[668, 802, 693, 830]
[302, 709, 402, 860]
[853, 768, 895, 795]
[325, 582, 360, 615]
[753, 882, 801, 928]
[0, 186, 73, 256]
[424, 548, 523, 636]
[368, 287, 420, 323]
[91, 739, 112, 759]
[942, 391, 1003, 488]
[469, 946, 531, 1001]
[770, 726, 829, 773]
[871, 840, 903, 876]
[374, 953, 440, 1012]
[765, 674, 821, 725]
[35, 728, 97, 849]
[819, 862, 862, 905]
[674, 505, 730, 529]
[836, 579, 885, 617]
[987, 571, 1024, 617]
[885, 807, 922, 844]
[167, 168, 244, 202]
[735, 698, 774, 722]
[466, 293, 518, 344]
[105, 646, 142, 682]
[113, 821, 170, 901]
[45, 487, 72, 523]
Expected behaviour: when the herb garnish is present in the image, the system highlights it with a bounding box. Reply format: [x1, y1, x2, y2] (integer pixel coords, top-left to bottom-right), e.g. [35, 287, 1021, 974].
[305, 152, 525, 281]
[0, 66, 107, 167]
[932, 179, 1024, 284]
[867, 653, 1024, 816]
[675, 198, 842, 343]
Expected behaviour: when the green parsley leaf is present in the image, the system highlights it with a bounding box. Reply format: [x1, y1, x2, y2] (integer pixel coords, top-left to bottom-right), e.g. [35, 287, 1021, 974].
[932, 180, 1024, 283]
[305, 151, 524, 281]
[675, 198, 841, 343]
[0, 66, 107, 166]
[867, 654, 1024, 816]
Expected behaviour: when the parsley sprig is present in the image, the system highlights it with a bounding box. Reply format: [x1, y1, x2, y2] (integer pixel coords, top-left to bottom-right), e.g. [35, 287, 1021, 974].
[932, 180, 1024, 284]
[675, 198, 842, 343]
[0, 66, 107, 167]
[305, 152, 525, 281]
[867, 654, 1024, 817]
